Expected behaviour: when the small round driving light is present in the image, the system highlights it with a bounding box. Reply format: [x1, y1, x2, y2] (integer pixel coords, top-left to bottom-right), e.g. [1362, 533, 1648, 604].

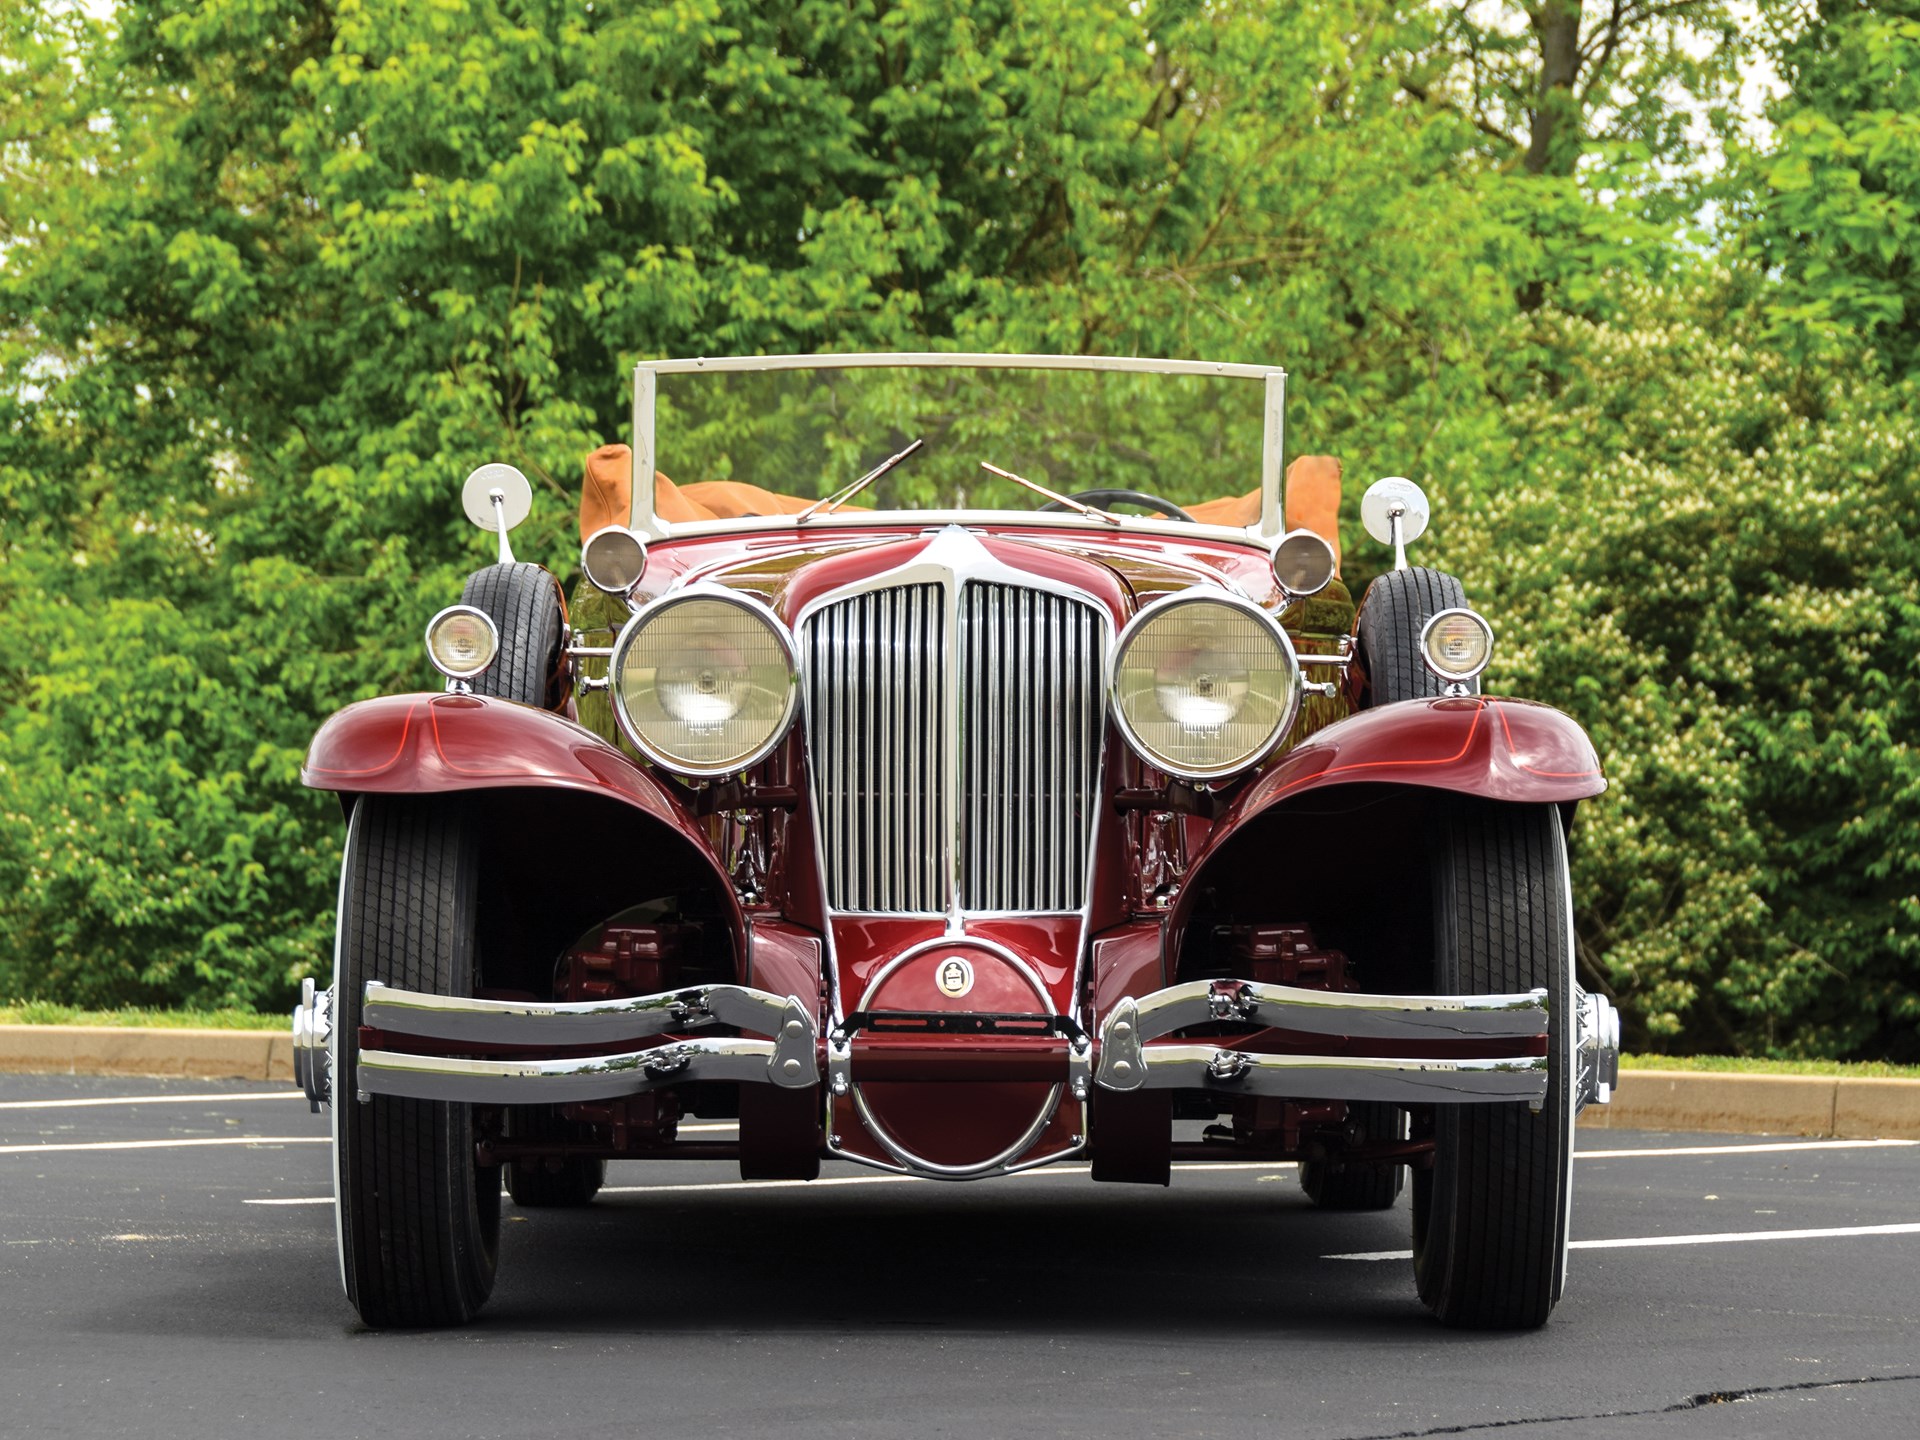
[1420, 608, 1493, 685]
[582, 525, 648, 596]
[1272, 530, 1337, 598]
[425, 605, 499, 680]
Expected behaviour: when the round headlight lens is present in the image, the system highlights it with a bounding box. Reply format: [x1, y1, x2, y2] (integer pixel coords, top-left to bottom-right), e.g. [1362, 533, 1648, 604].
[1420, 608, 1493, 684]
[1110, 594, 1302, 781]
[610, 590, 798, 776]
[424, 605, 499, 680]
[582, 525, 648, 595]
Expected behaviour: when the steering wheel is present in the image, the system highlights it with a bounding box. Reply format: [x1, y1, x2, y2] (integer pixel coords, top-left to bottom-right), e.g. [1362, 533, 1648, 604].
[1038, 488, 1198, 523]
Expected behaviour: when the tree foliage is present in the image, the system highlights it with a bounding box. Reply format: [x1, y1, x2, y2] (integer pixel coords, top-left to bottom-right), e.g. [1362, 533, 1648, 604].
[0, 0, 1913, 1057]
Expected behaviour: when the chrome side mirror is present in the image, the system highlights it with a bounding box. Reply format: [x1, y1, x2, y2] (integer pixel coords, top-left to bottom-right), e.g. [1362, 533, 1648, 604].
[1360, 476, 1429, 571]
[461, 463, 534, 566]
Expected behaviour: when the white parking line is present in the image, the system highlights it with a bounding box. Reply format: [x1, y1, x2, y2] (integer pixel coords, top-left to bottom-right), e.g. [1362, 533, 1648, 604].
[230, 1138, 1915, 1206]
[0, 1136, 327, 1156]
[0, 1092, 303, 1111]
[1577, 1139, 1917, 1159]
[1327, 1222, 1920, 1261]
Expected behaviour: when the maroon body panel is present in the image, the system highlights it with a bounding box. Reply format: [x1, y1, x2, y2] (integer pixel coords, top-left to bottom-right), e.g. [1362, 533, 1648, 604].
[1228, 695, 1605, 812]
[1164, 695, 1604, 946]
[634, 523, 1283, 626]
[302, 692, 748, 957]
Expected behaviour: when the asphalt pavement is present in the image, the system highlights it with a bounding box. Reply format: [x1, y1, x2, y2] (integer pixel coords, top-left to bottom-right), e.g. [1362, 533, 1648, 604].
[2, 1073, 1916, 1439]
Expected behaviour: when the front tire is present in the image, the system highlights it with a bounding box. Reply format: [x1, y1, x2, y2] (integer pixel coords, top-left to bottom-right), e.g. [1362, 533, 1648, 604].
[334, 795, 501, 1328]
[1411, 797, 1574, 1329]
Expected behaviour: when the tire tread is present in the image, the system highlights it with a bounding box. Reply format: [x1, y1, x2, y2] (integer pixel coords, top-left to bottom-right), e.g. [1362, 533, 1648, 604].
[1356, 567, 1471, 705]
[460, 563, 563, 707]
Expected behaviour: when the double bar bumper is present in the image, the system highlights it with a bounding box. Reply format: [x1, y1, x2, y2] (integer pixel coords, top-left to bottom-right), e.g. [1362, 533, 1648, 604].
[294, 974, 1617, 1112]
[299, 982, 817, 1107]
[1098, 979, 1556, 1107]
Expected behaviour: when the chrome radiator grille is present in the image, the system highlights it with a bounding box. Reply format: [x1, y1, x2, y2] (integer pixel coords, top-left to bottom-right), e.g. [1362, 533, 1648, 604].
[802, 583, 947, 914]
[960, 584, 1104, 911]
[802, 581, 1105, 915]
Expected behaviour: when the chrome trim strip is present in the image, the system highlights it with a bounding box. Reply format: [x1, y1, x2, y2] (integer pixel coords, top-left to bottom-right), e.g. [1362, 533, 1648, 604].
[1117, 980, 1551, 1044]
[1094, 1046, 1550, 1104]
[361, 981, 812, 1047]
[848, 1079, 1068, 1179]
[356, 1034, 815, 1105]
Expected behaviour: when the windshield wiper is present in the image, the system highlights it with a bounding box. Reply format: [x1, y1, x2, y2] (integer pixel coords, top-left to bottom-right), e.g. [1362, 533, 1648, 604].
[796, 438, 926, 523]
[977, 461, 1123, 525]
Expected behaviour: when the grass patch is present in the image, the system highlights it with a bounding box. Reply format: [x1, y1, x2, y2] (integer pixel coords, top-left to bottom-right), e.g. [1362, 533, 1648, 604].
[1622, 1053, 1920, 1079]
[0, 1002, 284, 1031]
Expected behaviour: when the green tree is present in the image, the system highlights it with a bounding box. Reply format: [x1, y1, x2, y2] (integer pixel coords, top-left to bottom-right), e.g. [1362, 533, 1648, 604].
[1749, 2, 1920, 376]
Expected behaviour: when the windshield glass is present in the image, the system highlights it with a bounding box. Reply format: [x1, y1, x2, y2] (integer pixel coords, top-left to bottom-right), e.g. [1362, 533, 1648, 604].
[652, 362, 1268, 515]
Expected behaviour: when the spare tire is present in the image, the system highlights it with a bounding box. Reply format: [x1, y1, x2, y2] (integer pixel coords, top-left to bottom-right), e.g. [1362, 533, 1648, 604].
[1354, 567, 1471, 705]
[460, 562, 566, 708]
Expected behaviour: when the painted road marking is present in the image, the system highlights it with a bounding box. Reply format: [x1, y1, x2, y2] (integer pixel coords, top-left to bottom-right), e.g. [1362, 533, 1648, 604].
[0, 1092, 303, 1111]
[585, 1146, 1910, 1196]
[1327, 1222, 1920, 1261]
[1577, 1139, 1917, 1159]
[0, 1136, 327, 1156]
[230, 1138, 1916, 1204]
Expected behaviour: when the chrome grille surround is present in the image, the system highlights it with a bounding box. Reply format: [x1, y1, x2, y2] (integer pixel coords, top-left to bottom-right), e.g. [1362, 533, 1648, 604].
[798, 528, 1110, 917]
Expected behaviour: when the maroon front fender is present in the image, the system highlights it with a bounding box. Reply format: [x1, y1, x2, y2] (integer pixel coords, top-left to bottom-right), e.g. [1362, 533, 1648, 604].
[1166, 697, 1605, 953]
[1242, 696, 1606, 812]
[303, 693, 744, 953]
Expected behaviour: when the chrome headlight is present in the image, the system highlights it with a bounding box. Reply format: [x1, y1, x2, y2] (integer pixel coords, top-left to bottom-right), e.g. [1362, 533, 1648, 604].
[1109, 592, 1302, 781]
[609, 587, 799, 777]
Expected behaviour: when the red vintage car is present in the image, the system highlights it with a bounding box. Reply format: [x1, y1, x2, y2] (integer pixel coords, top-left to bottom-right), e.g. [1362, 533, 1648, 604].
[292, 354, 1618, 1330]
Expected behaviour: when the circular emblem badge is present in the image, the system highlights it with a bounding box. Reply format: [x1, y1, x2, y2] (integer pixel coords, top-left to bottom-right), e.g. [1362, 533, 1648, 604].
[935, 956, 975, 999]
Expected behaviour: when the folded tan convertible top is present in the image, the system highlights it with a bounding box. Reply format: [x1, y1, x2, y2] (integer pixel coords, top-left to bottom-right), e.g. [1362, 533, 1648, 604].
[578, 443, 1342, 570]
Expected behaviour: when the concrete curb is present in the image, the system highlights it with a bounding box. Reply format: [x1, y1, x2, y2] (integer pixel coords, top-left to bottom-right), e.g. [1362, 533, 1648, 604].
[1578, 1070, 1920, 1140]
[0, 1026, 293, 1083]
[0, 1030, 1915, 1138]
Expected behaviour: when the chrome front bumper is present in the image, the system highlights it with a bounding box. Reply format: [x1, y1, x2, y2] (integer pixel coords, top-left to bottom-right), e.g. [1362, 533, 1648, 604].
[292, 973, 1618, 1113]
[1095, 978, 1620, 1111]
[293, 981, 818, 1108]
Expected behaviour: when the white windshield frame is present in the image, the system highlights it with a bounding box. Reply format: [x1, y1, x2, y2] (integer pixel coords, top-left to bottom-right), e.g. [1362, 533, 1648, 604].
[630, 353, 1286, 544]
